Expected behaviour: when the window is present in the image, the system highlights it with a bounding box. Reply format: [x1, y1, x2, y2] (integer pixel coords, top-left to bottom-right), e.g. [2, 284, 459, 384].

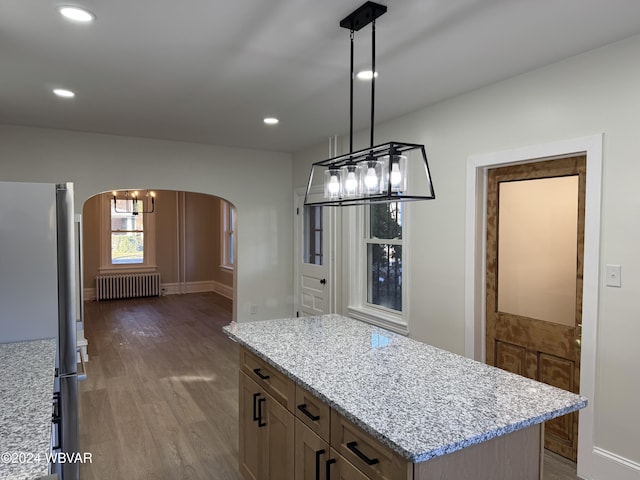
[111, 200, 144, 264]
[99, 193, 155, 272]
[365, 202, 403, 311]
[348, 201, 407, 334]
[303, 205, 323, 265]
[221, 201, 236, 269]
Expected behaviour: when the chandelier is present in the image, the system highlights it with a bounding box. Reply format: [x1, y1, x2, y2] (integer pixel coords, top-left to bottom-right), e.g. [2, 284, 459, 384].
[304, 1, 435, 206]
[112, 190, 155, 215]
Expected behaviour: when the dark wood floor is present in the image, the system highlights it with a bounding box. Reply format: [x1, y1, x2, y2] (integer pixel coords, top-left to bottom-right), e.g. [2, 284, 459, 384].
[79, 292, 242, 480]
[78, 293, 581, 480]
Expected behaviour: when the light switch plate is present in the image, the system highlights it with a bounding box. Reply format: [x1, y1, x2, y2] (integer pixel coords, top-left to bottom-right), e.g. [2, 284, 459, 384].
[605, 264, 621, 287]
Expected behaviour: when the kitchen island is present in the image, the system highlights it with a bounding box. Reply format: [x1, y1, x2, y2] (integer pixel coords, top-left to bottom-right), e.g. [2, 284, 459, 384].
[224, 314, 586, 480]
[0, 338, 57, 480]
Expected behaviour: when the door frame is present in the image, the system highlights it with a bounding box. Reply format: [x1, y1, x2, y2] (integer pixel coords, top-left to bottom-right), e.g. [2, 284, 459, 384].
[465, 134, 603, 478]
[293, 187, 339, 317]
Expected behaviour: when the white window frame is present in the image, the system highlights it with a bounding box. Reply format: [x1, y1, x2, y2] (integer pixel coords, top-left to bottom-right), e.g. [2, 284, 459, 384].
[99, 193, 156, 274]
[220, 200, 236, 271]
[347, 203, 410, 335]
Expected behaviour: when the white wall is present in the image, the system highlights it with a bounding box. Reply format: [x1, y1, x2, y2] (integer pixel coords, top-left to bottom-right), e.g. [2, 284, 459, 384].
[0, 125, 294, 323]
[293, 34, 640, 477]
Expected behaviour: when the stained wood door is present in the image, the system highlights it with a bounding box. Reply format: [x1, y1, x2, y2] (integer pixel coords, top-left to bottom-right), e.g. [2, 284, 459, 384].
[486, 156, 585, 461]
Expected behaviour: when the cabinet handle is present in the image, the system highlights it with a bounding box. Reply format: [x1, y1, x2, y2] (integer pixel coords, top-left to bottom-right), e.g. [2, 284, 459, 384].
[325, 458, 336, 480]
[314, 449, 325, 480]
[257, 397, 266, 427]
[252, 393, 260, 421]
[297, 403, 321, 421]
[253, 368, 270, 380]
[346, 441, 380, 465]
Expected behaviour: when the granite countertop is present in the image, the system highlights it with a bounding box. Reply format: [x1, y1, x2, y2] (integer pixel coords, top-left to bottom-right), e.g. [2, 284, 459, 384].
[224, 314, 587, 463]
[0, 338, 57, 480]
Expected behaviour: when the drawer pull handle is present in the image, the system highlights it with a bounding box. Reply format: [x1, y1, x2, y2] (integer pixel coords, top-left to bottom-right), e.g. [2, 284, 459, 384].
[252, 393, 261, 421]
[315, 449, 325, 480]
[257, 397, 266, 427]
[297, 403, 321, 421]
[325, 458, 336, 480]
[346, 441, 380, 465]
[253, 368, 270, 380]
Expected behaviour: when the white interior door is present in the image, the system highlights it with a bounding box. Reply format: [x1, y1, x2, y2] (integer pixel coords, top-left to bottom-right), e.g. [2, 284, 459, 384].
[295, 191, 333, 317]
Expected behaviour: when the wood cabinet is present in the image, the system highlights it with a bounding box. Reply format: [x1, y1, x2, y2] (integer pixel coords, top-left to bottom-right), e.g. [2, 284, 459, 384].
[238, 346, 543, 480]
[239, 371, 294, 480]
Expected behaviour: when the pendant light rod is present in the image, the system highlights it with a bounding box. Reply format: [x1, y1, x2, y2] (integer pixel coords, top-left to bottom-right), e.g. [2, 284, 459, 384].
[370, 19, 376, 149]
[350, 30, 354, 154]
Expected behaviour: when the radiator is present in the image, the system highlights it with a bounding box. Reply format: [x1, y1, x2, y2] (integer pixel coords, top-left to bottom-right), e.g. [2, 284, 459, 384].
[95, 273, 161, 301]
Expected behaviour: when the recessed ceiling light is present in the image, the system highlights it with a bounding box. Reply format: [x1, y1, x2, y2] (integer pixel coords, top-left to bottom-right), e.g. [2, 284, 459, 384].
[58, 6, 95, 22]
[53, 88, 76, 98]
[356, 70, 378, 80]
[264, 117, 279, 125]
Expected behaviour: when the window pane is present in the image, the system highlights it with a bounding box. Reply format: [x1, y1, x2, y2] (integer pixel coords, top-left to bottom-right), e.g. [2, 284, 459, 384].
[367, 244, 402, 311]
[303, 205, 323, 265]
[111, 210, 144, 231]
[111, 232, 144, 264]
[497, 176, 578, 325]
[229, 232, 234, 265]
[370, 202, 402, 240]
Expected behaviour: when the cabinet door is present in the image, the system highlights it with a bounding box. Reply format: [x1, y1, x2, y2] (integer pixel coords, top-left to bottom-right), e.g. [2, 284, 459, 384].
[295, 421, 330, 480]
[239, 372, 261, 480]
[263, 392, 295, 480]
[326, 449, 370, 480]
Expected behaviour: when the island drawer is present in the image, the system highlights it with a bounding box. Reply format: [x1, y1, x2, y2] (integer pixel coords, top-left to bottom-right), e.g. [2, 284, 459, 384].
[330, 410, 411, 480]
[239, 347, 295, 412]
[295, 385, 331, 442]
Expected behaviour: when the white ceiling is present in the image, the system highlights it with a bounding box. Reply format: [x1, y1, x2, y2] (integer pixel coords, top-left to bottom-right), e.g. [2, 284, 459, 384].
[2, 0, 640, 153]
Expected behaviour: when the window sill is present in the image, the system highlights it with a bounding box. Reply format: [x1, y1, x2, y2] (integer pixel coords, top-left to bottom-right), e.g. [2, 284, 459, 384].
[347, 305, 409, 336]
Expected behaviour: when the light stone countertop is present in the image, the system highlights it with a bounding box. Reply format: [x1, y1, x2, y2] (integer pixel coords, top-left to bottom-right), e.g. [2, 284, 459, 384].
[0, 338, 57, 480]
[223, 314, 587, 463]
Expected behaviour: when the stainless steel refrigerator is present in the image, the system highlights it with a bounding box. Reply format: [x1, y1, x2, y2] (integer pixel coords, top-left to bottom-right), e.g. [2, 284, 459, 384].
[0, 181, 79, 480]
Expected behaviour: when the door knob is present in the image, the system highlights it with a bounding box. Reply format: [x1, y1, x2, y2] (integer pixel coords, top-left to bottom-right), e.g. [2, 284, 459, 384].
[320, 278, 326, 285]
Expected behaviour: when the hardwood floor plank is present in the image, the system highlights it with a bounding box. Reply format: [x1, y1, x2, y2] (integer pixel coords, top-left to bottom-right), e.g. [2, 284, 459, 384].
[78, 292, 580, 480]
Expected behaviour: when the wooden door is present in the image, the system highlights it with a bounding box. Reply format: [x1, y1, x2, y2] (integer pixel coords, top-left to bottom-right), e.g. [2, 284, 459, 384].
[486, 156, 585, 461]
[295, 421, 330, 480]
[263, 389, 295, 480]
[239, 372, 261, 480]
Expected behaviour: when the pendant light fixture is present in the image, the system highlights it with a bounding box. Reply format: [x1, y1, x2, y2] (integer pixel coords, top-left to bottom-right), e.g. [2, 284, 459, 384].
[304, 1, 435, 206]
[112, 190, 155, 215]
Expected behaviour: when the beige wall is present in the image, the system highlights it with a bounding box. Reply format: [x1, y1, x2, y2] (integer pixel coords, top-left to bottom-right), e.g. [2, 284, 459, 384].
[293, 33, 640, 477]
[82, 191, 233, 291]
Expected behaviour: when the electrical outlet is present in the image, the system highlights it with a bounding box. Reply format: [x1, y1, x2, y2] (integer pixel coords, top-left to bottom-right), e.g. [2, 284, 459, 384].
[250, 305, 257, 314]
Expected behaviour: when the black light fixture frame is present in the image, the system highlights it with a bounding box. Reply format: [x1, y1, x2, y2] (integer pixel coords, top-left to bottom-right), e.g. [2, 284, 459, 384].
[304, 1, 435, 207]
[112, 190, 155, 215]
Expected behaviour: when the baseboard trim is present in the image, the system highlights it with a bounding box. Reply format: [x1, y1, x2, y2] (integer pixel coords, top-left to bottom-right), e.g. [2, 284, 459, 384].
[85, 282, 234, 300]
[211, 280, 233, 300]
[590, 447, 640, 480]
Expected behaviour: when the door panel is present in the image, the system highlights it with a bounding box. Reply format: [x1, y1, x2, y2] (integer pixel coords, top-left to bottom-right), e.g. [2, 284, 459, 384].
[297, 194, 332, 317]
[486, 156, 585, 462]
[239, 373, 261, 480]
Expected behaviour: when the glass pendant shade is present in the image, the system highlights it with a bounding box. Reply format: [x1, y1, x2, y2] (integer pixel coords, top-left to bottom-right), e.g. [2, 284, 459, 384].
[387, 153, 407, 193]
[324, 169, 342, 199]
[360, 158, 384, 195]
[341, 164, 361, 197]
